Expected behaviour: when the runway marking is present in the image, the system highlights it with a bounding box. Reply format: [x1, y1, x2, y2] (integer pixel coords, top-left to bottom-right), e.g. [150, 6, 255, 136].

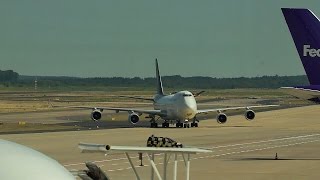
[207, 134, 320, 149]
[105, 138, 320, 172]
[215, 136, 317, 152]
[64, 154, 161, 167]
[109, 135, 320, 172]
[192, 139, 320, 160]
[64, 156, 134, 167]
[65, 134, 320, 167]
[64, 133, 320, 172]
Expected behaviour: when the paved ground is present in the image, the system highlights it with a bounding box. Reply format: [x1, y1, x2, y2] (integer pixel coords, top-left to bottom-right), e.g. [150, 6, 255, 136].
[1, 105, 320, 179]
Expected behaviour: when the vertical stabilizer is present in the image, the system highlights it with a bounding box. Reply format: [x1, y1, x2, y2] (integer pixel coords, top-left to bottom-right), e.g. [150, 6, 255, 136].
[155, 59, 164, 95]
[282, 8, 320, 85]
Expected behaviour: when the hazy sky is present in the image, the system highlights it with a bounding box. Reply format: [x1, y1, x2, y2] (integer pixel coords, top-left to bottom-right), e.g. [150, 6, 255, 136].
[0, 1, 319, 78]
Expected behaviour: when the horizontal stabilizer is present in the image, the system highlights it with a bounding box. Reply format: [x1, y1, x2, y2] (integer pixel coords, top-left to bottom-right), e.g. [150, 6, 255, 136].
[281, 86, 320, 101]
[118, 95, 154, 102]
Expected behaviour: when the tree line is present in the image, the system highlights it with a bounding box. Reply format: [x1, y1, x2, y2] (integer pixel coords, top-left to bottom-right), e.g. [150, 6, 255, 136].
[0, 69, 309, 89]
[17, 75, 309, 89]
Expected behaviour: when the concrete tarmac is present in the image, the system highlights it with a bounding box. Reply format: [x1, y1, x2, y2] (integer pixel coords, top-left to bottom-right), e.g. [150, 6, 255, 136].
[1, 105, 320, 179]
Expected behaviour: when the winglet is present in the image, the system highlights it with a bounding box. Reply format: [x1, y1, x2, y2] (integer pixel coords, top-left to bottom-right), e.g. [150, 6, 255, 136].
[155, 59, 164, 95]
[282, 8, 320, 85]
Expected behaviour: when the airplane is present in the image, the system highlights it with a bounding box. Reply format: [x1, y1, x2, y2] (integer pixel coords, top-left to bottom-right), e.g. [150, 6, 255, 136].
[61, 59, 277, 128]
[0, 139, 75, 180]
[281, 8, 320, 102]
[0, 139, 109, 180]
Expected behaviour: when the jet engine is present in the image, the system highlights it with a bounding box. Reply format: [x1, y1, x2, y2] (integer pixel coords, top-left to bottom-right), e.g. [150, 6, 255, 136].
[245, 110, 255, 120]
[91, 109, 102, 121]
[216, 113, 227, 124]
[128, 113, 140, 124]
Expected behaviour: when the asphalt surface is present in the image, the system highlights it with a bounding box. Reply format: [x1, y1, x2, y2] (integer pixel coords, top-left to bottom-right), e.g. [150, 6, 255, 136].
[1, 105, 320, 179]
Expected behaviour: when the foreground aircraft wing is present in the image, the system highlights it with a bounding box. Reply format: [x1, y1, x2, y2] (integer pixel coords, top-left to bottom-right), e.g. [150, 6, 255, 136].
[78, 143, 211, 154]
[281, 87, 320, 100]
[197, 105, 279, 114]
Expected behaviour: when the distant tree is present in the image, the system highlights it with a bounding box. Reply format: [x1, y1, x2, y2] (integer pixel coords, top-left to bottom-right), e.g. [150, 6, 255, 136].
[0, 70, 19, 82]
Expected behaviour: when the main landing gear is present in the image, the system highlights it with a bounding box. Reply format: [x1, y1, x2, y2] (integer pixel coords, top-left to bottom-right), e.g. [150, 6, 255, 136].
[176, 122, 183, 128]
[190, 117, 199, 128]
[151, 122, 158, 128]
[150, 122, 169, 128]
[148, 115, 158, 128]
[151, 122, 198, 128]
[190, 122, 198, 127]
[162, 122, 169, 128]
[177, 119, 198, 128]
[148, 116, 199, 128]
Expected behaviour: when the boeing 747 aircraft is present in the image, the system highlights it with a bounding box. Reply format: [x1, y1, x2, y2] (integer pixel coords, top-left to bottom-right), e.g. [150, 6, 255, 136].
[281, 8, 320, 102]
[63, 59, 276, 128]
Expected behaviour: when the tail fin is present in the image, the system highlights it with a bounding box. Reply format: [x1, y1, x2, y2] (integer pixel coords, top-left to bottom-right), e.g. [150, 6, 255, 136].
[155, 59, 164, 95]
[282, 8, 320, 85]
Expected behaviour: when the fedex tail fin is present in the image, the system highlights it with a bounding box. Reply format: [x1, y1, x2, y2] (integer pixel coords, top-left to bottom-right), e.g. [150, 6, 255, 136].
[282, 8, 320, 85]
[155, 59, 164, 95]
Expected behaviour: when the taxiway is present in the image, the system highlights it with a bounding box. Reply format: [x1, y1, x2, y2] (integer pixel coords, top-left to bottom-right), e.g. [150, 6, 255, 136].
[1, 105, 320, 179]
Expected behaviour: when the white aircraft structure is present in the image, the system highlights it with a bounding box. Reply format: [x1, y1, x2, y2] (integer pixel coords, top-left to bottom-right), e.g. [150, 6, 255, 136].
[66, 59, 277, 128]
[0, 139, 75, 180]
[79, 142, 211, 180]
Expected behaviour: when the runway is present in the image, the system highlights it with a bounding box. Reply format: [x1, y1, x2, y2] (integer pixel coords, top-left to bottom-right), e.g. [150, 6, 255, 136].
[1, 105, 320, 179]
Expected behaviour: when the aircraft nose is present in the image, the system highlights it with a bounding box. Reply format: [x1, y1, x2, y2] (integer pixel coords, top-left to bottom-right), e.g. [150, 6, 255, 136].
[186, 101, 196, 110]
[183, 99, 197, 116]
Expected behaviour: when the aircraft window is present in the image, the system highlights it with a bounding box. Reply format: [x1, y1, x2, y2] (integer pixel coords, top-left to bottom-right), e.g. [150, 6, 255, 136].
[183, 94, 192, 97]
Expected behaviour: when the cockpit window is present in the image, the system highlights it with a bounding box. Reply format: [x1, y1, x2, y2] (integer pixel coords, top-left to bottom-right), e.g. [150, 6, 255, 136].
[183, 94, 193, 97]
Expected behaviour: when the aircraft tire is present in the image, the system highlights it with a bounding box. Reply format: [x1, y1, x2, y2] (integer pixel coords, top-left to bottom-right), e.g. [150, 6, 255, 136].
[151, 123, 158, 128]
[162, 123, 169, 128]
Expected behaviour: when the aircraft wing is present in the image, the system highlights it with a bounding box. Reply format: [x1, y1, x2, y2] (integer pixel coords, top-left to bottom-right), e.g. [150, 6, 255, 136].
[79, 143, 211, 154]
[197, 105, 279, 114]
[55, 105, 164, 116]
[118, 95, 155, 102]
[281, 87, 320, 100]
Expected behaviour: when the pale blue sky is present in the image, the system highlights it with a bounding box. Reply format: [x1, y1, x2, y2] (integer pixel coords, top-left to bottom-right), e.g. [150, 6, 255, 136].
[0, 1, 319, 77]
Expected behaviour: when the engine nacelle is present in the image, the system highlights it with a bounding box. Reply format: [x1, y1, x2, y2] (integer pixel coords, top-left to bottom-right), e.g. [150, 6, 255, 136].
[91, 109, 102, 121]
[245, 110, 255, 120]
[216, 113, 227, 124]
[128, 113, 140, 124]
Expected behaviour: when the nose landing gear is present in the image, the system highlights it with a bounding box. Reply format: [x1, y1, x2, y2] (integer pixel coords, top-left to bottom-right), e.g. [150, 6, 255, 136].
[149, 116, 199, 128]
[183, 123, 190, 128]
[190, 117, 199, 127]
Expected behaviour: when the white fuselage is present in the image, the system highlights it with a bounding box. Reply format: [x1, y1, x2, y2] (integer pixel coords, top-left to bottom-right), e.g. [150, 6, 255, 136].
[0, 139, 75, 180]
[153, 91, 197, 121]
